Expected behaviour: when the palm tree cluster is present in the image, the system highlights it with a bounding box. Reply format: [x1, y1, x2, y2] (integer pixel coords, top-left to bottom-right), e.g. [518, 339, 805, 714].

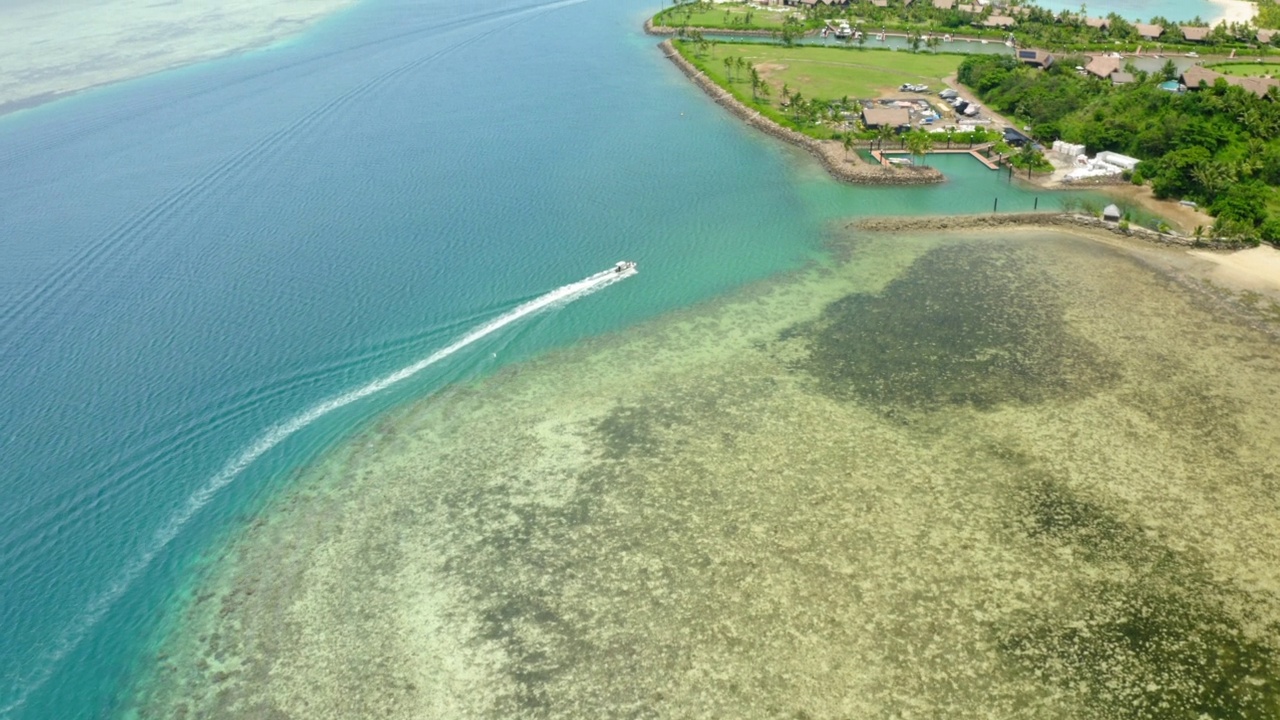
[777, 85, 861, 130]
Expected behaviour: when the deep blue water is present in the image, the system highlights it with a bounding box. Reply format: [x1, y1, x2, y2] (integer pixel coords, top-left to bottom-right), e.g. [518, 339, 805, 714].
[0, 1, 1101, 717]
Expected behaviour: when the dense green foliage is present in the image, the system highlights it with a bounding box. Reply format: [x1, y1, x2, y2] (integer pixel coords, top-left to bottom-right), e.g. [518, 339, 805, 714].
[655, 0, 1280, 55]
[960, 54, 1280, 244]
[1260, 0, 1280, 30]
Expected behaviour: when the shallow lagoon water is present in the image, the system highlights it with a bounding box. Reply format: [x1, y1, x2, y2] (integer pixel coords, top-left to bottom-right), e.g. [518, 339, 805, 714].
[0, 0, 1271, 716]
[130, 228, 1280, 718]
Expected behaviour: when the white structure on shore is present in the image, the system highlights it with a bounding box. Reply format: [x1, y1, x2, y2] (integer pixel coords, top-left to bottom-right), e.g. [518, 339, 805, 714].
[1055, 145, 1141, 182]
[1051, 140, 1085, 157]
[1096, 151, 1139, 170]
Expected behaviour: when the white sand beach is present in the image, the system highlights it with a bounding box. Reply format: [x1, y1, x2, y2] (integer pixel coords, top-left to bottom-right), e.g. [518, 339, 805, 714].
[1189, 244, 1280, 300]
[1208, 0, 1258, 25]
[0, 0, 355, 115]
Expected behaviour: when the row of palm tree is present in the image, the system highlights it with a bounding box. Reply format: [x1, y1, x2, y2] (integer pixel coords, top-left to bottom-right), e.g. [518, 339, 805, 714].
[836, 126, 936, 167]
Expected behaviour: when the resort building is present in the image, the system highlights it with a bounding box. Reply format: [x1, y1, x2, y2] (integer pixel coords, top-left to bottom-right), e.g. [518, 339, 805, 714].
[983, 15, 1016, 28]
[1180, 65, 1218, 88]
[861, 106, 911, 131]
[1016, 48, 1054, 69]
[1135, 23, 1164, 40]
[1180, 25, 1211, 42]
[1259, 29, 1276, 44]
[1110, 71, 1135, 85]
[1180, 65, 1280, 98]
[1084, 17, 1109, 30]
[1083, 55, 1122, 79]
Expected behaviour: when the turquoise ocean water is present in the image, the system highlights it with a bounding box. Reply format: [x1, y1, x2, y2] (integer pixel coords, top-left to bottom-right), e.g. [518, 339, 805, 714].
[0, 0, 1110, 718]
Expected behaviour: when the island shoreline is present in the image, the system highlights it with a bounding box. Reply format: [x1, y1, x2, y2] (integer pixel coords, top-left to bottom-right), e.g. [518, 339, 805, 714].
[1209, 0, 1258, 26]
[0, 0, 356, 120]
[658, 39, 945, 186]
[851, 212, 1280, 336]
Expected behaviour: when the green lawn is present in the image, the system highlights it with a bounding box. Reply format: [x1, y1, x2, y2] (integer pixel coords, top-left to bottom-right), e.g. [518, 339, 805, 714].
[705, 43, 962, 100]
[655, 3, 789, 30]
[1208, 61, 1280, 77]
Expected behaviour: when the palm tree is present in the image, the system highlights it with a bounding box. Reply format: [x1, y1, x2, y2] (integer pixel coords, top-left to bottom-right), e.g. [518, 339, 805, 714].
[1192, 161, 1233, 200]
[1244, 137, 1267, 172]
[876, 124, 895, 151]
[843, 133, 855, 159]
[905, 130, 935, 166]
[723, 56, 734, 81]
[1017, 143, 1042, 177]
[750, 66, 761, 101]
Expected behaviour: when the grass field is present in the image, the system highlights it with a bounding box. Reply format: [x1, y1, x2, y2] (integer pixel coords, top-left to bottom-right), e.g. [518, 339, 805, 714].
[703, 43, 963, 100]
[676, 41, 967, 141]
[654, 3, 789, 29]
[1209, 61, 1280, 77]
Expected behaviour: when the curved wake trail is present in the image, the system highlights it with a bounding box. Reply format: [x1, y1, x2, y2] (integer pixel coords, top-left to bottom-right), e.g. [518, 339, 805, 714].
[0, 263, 635, 718]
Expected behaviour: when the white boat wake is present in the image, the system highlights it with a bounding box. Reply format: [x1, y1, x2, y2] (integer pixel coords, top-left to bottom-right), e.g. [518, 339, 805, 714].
[0, 261, 636, 718]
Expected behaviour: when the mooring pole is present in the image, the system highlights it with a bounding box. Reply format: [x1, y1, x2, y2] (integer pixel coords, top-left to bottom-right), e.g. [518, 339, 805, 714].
[993, 197, 999, 213]
[1034, 196, 1039, 210]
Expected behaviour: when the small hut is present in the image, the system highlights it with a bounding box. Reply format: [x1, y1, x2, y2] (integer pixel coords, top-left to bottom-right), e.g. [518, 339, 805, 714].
[1102, 204, 1123, 222]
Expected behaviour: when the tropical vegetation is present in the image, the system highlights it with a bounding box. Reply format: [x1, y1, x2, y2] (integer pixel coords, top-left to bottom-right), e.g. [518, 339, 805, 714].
[959, 53, 1280, 244]
[654, 0, 1280, 55]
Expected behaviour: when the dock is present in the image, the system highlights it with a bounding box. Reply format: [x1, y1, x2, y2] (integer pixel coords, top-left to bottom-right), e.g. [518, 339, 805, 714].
[872, 144, 1000, 170]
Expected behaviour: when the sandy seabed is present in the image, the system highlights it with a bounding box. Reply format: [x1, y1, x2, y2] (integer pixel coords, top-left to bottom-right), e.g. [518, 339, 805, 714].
[127, 227, 1280, 719]
[1209, 0, 1258, 26]
[0, 0, 354, 114]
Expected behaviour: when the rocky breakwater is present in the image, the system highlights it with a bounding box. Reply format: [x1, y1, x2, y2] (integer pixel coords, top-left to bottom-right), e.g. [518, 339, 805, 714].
[644, 18, 778, 37]
[659, 40, 943, 187]
[853, 212, 1200, 247]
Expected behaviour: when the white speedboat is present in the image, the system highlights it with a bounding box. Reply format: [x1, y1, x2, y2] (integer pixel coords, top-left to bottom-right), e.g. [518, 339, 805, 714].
[613, 261, 637, 273]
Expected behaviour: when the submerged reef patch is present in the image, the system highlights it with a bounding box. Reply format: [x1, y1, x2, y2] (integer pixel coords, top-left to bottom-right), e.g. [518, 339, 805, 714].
[783, 242, 1117, 412]
[1001, 470, 1280, 719]
[126, 231, 1280, 720]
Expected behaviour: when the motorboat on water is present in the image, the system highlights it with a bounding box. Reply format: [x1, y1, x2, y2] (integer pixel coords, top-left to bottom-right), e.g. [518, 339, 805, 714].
[613, 260, 637, 273]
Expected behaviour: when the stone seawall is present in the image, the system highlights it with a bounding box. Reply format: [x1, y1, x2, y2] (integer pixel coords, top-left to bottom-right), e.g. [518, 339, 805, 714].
[851, 212, 1210, 247]
[644, 18, 778, 36]
[658, 40, 944, 187]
